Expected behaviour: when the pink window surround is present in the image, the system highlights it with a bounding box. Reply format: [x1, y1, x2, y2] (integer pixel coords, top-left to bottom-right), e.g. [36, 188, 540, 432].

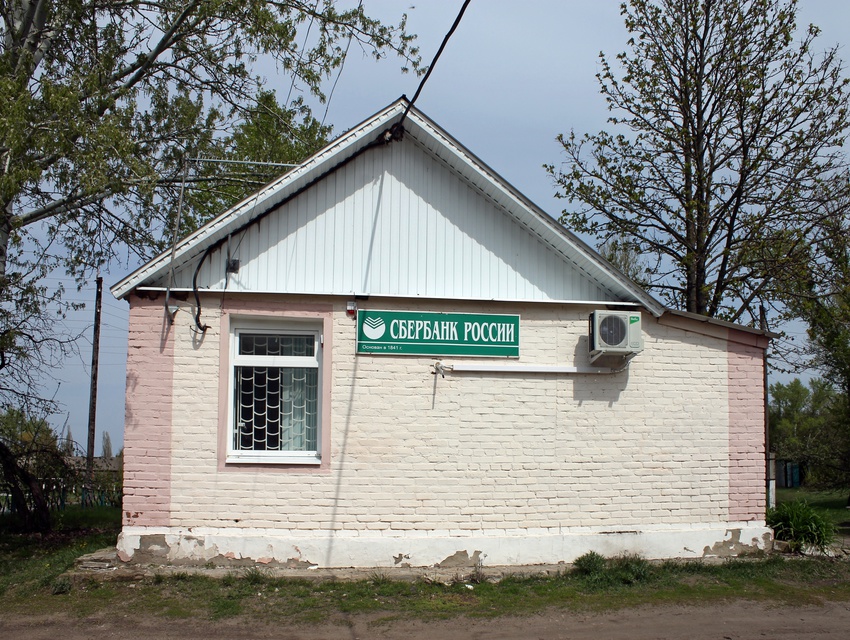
[727, 328, 767, 521]
[216, 298, 334, 474]
[122, 295, 174, 526]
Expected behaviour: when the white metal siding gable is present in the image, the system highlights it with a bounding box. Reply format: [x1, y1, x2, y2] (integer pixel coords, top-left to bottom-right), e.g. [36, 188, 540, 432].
[167, 138, 619, 303]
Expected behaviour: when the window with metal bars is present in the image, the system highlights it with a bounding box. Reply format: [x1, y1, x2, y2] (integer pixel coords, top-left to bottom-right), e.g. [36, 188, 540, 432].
[228, 326, 321, 464]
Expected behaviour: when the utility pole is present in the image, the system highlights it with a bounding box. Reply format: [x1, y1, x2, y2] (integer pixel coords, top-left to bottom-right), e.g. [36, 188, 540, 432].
[86, 275, 103, 485]
[760, 304, 775, 509]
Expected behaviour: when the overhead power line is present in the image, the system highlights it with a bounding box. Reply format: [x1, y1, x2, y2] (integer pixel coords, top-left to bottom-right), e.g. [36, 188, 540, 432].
[393, 0, 472, 133]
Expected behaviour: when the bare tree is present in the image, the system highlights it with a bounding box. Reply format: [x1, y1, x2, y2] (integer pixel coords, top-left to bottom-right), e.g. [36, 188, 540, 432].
[547, 0, 850, 324]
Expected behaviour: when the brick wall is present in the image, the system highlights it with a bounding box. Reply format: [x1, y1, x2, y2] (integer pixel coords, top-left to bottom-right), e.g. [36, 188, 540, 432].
[727, 329, 768, 521]
[122, 295, 173, 526]
[150, 295, 765, 535]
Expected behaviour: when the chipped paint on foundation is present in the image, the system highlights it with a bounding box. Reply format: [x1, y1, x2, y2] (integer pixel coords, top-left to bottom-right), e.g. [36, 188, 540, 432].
[702, 530, 775, 558]
[437, 550, 483, 568]
[116, 523, 773, 568]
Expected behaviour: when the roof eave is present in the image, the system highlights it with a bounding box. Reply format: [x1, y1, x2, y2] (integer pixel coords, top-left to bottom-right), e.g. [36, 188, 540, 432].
[111, 99, 665, 317]
[399, 109, 666, 317]
[662, 307, 780, 339]
[111, 100, 410, 300]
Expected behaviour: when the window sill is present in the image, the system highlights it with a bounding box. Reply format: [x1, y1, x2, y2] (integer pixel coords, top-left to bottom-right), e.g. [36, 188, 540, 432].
[226, 453, 321, 465]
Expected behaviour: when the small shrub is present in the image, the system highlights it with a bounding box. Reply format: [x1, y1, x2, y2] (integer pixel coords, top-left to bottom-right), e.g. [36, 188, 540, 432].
[572, 551, 606, 577]
[241, 566, 269, 585]
[469, 560, 487, 584]
[572, 551, 653, 589]
[51, 576, 72, 595]
[767, 500, 836, 553]
[608, 554, 652, 585]
[221, 572, 237, 587]
[368, 570, 390, 586]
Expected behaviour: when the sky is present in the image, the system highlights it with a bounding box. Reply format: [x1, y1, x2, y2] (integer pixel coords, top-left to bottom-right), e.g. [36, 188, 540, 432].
[51, 1, 850, 452]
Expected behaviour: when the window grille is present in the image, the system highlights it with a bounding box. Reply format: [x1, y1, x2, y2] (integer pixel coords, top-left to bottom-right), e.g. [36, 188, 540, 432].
[230, 329, 320, 461]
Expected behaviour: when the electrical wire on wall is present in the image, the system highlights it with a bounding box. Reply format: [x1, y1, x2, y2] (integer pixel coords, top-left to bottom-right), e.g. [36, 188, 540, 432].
[187, 0, 473, 334]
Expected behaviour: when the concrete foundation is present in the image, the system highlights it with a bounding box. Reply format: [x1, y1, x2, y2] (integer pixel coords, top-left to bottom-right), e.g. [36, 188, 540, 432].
[117, 523, 773, 568]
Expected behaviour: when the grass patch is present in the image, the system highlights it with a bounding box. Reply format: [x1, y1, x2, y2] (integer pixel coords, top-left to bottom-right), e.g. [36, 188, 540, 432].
[0, 505, 121, 606]
[2, 518, 850, 623]
[776, 488, 848, 526]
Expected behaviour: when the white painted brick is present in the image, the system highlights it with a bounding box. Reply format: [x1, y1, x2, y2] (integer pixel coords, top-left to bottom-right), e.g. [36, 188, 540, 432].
[144, 297, 768, 537]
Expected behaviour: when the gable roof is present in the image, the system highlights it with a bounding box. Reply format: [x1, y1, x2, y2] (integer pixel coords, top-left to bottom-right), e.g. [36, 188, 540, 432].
[112, 98, 666, 316]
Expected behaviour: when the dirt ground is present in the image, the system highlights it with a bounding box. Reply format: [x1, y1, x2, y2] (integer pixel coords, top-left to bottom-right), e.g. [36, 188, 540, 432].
[3, 601, 850, 639]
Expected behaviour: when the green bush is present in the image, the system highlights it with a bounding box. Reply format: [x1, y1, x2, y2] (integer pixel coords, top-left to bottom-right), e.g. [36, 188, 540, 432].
[572, 551, 653, 588]
[572, 551, 606, 577]
[767, 500, 836, 553]
[51, 577, 72, 595]
[608, 554, 652, 585]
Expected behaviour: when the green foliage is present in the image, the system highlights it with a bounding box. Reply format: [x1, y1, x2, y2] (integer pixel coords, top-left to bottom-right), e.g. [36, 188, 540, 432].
[607, 554, 652, 585]
[770, 376, 850, 491]
[778, 186, 850, 490]
[546, 0, 850, 323]
[0, 0, 420, 412]
[0, 409, 120, 532]
[0, 408, 72, 532]
[572, 551, 607, 577]
[0, 408, 61, 466]
[597, 235, 649, 287]
[50, 505, 120, 531]
[220, 572, 236, 587]
[100, 432, 112, 460]
[770, 378, 839, 458]
[50, 576, 71, 596]
[240, 566, 270, 585]
[4, 524, 850, 621]
[180, 90, 332, 230]
[0, 508, 119, 599]
[777, 198, 850, 494]
[776, 489, 850, 532]
[572, 552, 654, 589]
[767, 500, 836, 553]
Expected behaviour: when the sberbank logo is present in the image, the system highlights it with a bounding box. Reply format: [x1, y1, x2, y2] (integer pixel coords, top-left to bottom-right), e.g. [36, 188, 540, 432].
[362, 316, 386, 340]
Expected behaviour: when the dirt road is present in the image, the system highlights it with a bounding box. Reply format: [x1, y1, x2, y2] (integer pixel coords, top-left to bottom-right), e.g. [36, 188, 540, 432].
[4, 601, 850, 639]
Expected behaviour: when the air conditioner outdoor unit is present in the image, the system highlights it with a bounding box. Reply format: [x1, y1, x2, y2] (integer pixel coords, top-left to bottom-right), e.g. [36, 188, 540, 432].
[589, 310, 643, 359]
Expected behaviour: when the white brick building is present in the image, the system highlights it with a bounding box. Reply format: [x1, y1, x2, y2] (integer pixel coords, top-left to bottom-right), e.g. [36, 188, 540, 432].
[112, 100, 772, 568]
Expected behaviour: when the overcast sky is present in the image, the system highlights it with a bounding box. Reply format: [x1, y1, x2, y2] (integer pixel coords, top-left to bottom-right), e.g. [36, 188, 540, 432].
[54, 1, 850, 451]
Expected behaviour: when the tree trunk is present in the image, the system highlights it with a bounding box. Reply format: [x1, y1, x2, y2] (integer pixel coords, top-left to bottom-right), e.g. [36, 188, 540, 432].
[1, 201, 11, 284]
[0, 439, 52, 532]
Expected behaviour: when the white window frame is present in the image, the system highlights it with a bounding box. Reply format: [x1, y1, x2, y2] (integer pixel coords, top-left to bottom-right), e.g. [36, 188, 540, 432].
[226, 319, 323, 465]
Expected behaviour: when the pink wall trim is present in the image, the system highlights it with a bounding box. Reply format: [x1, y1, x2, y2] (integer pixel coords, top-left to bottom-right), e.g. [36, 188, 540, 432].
[727, 328, 767, 521]
[122, 295, 173, 526]
[216, 297, 334, 474]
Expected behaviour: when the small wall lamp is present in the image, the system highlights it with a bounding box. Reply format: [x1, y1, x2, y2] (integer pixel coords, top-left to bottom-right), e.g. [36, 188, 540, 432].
[346, 301, 357, 318]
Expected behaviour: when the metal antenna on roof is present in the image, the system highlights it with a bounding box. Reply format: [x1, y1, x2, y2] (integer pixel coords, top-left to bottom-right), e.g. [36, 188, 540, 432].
[164, 157, 188, 324]
[161, 155, 303, 331]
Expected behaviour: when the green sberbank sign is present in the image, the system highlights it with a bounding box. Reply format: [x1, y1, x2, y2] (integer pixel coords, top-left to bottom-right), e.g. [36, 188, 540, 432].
[356, 310, 520, 357]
